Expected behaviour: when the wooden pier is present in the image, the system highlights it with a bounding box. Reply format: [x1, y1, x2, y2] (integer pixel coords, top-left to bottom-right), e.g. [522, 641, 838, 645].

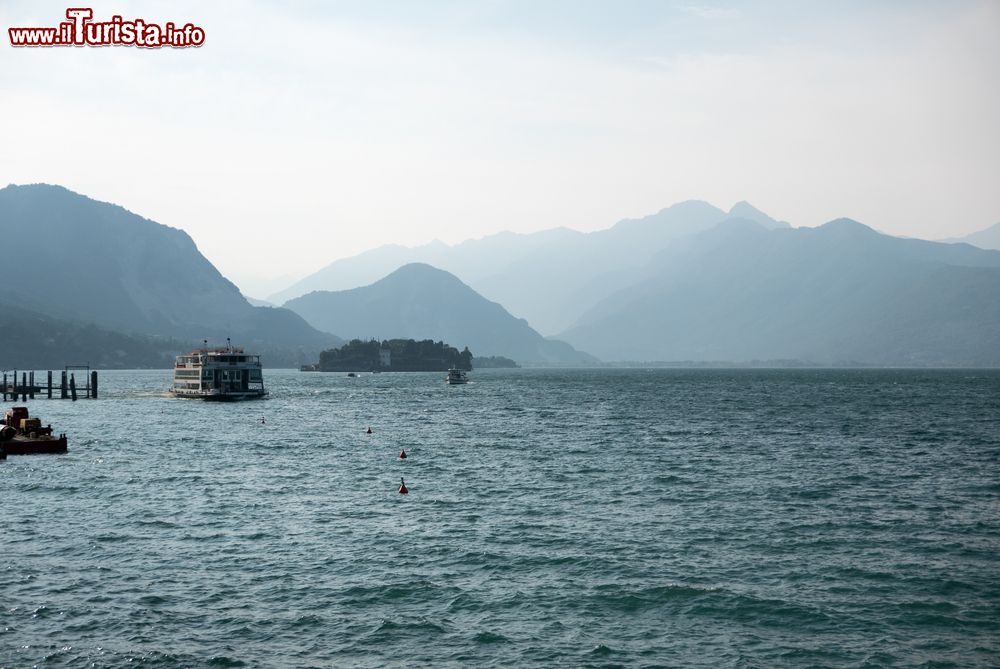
[1, 365, 98, 401]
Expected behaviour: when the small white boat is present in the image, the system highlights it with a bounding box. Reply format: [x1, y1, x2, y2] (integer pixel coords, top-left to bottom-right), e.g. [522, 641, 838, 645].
[446, 368, 469, 385]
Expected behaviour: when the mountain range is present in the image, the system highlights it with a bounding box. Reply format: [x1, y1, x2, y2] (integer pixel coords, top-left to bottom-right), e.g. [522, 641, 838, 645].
[0, 184, 339, 366]
[558, 218, 1000, 365]
[2, 183, 997, 368]
[271, 198, 1000, 366]
[269, 200, 790, 335]
[284, 264, 595, 364]
[941, 222, 1000, 251]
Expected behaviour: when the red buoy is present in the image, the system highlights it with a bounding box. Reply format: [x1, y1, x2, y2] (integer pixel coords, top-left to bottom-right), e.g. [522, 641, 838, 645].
[398, 477, 408, 494]
[399, 449, 407, 459]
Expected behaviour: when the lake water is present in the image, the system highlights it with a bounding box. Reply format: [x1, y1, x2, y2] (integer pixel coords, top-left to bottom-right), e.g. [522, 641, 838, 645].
[2, 368, 999, 667]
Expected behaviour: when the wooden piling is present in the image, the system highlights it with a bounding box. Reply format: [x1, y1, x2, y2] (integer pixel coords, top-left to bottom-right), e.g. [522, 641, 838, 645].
[2, 368, 99, 401]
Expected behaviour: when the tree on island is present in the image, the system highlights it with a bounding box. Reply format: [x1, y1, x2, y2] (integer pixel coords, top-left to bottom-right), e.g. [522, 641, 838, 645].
[317, 338, 473, 372]
[470, 355, 518, 368]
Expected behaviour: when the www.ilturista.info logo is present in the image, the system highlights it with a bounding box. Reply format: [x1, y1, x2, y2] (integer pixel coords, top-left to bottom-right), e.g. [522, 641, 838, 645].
[8, 8, 205, 48]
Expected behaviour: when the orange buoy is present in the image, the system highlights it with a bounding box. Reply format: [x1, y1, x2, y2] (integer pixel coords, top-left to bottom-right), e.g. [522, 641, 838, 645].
[399, 449, 407, 459]
[398, 477, 408, 494]
[366, 427, 373, 434]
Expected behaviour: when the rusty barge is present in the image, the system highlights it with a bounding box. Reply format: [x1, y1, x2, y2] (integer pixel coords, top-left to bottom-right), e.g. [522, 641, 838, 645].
[0, 406, 68, 456]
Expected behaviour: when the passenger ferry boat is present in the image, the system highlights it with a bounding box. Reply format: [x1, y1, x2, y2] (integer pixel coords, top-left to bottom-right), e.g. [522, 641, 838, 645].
[171, 339, 267, 400]
[446, 368, 469, 385]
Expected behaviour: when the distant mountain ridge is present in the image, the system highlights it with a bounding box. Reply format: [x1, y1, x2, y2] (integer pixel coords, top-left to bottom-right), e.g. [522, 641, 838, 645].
[0, 184, 340, 365]
[270, 200, 790, 334]
[284, 263, 595, 364]
[558, 218, 1000, 365]
[7, 183, 994, 368]
[941, 222, 1000, 251]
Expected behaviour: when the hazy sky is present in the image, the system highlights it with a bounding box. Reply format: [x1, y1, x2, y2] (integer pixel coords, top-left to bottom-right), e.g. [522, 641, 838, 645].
[2, 1, 998, 296]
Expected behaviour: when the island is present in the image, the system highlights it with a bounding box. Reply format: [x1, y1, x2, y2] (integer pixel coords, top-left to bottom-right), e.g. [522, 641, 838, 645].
[315, 338, 473, 372]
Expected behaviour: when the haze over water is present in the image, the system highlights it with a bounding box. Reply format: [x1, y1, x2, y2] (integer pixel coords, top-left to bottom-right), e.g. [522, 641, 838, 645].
[3, 368, 999, 667]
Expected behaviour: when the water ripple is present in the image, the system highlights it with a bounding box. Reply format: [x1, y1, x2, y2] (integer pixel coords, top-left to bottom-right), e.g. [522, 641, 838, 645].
[1, 368, 998, 667]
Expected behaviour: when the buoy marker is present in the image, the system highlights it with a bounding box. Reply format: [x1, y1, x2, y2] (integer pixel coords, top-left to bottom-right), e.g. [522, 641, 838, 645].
[398, 477, 408, 494]
[399, 449, 407, 459]
[366, 426, 373, 434]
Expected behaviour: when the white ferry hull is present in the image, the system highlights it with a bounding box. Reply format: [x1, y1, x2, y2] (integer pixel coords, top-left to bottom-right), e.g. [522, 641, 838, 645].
[171, 389, 268, 401]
